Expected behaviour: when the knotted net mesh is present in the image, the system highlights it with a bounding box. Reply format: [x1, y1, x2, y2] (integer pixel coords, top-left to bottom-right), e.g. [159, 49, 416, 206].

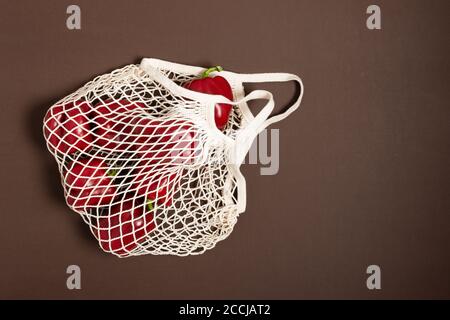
[43, 64, 245, 257]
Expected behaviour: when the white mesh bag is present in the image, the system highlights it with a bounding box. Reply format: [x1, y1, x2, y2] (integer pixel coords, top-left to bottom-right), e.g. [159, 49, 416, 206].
[43, 58, 304, 257]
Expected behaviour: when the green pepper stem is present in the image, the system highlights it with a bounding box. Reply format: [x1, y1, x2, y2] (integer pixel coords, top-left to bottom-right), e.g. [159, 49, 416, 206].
[146, 199, 154, 211]
[201, 66, 223, 78]
[107, 169, 118, 177]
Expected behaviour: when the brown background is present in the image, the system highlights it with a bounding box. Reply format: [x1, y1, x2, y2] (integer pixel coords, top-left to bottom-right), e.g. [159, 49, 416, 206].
[0, 0, 449, 299]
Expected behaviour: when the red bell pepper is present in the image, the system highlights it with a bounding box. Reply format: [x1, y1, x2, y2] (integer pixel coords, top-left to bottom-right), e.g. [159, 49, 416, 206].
[183, 66, 233, 131]
[126, 118, 197, 207]
[91, 99, 146, 150]
[127, 117, 198, 165]
[131, 165, 180, 207]
[44, 100, 93, 154]
[64, 157, 117, 208]
[94, 198, 155, 256]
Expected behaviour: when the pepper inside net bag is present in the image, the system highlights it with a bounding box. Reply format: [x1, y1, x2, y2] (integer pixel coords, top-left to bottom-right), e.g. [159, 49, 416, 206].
[43, 58, 304, 257]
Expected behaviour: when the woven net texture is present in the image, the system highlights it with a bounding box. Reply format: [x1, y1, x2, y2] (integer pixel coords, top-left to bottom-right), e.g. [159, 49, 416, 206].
[43, 64, 245, 257]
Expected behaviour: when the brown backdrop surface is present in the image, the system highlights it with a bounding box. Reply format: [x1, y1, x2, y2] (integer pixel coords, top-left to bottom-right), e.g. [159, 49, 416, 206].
[0, 0, 449, 299]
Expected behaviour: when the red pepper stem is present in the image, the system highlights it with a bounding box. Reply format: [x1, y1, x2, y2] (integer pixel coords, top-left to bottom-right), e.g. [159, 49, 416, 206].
[201, 66, 223, 78]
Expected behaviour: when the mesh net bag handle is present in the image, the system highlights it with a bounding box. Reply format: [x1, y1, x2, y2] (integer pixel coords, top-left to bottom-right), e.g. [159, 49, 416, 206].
[223, 71, 304, 213]
[140, 58, 304, 166]
[227, 71, 304, 166]
[237, 72, 304, 130]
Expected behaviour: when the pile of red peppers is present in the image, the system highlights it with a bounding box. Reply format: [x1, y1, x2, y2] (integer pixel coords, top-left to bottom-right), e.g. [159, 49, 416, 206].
[44, 66, 233, 256]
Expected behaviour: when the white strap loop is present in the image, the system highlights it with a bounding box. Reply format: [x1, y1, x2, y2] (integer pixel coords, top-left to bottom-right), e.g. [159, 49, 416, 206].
[237, 72, 304, 132]
[140, 58, 303, 132]
[139, 58, 303, 167]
